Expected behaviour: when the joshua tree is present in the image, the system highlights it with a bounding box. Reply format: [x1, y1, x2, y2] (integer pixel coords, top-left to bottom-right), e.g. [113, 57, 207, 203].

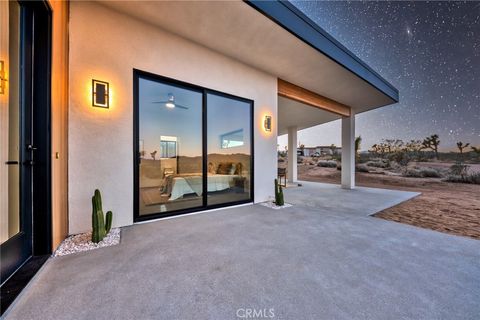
[422, 134, 440, 159]
[404, 140, 423, 153]
[472, 146, 480, 159]
[456, 141, 470, 154]
[329, 144, 337, 155]
[150, 150, 157, 160]
[355, 136, 362, 160]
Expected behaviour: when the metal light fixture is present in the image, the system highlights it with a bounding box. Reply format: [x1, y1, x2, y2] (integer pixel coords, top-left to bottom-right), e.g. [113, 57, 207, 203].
[264, 115, 272, 132]
[92, 79, 109, 108]
[165, 94, 175, 108]
[0, 60, 7, 95]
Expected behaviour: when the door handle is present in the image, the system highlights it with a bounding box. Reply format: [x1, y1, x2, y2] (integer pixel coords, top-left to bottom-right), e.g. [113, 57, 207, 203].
[27, 144, 37, 151]
[5, 160, 19, 165]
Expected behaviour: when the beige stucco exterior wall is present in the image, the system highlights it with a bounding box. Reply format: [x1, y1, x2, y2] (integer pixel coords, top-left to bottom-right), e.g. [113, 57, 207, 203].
[69, 1, 278, 234]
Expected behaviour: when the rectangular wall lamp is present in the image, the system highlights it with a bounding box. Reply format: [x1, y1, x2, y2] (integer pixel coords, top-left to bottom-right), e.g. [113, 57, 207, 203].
[92, 79, 109, 108]
[264, 115, 272, 132]
[0, 60, 6, 95]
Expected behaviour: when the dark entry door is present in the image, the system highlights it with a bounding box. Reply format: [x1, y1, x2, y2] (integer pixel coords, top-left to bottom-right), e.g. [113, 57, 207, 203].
[0, 0, 51, 286]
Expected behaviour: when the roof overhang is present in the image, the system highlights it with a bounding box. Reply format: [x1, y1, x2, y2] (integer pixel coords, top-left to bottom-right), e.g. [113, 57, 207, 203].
[98, 0, 398, 116]
[278, 96, 340, 135]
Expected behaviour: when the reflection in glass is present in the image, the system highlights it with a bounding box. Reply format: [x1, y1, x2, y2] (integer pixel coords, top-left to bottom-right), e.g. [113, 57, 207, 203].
[138, 78, 203, 215]
[1, 1, 21, 244]
[221, 129, 244, 149]
[207, 94, 252, 206]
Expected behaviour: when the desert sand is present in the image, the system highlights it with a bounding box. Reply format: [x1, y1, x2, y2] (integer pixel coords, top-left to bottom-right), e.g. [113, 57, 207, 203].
[298, 165, 480, 240]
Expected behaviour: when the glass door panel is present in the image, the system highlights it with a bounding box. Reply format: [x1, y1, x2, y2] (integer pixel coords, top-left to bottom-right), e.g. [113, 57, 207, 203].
[138, 78, 203, 215]
[206, 93, 252, 206]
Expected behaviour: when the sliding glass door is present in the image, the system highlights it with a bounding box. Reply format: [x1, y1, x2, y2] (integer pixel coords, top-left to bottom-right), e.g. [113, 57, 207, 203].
[207, 93, 252, 206]
[137, 77, 203, 216]
[134, 71, 253, 221]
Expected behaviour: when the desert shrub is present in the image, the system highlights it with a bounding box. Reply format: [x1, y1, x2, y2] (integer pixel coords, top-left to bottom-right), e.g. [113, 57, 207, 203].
[421, 168, 442, 178]
[356, 164, 369, 172]
[449, 163, 469, 177]
[317, 160, 337, 168]
[404, 167, 442, 178]
[390, 152, 411, 168]
[365, 159, 390, 168]
[404, 168, 422, 178]
[470, 173, 480, 184]
[445, 172, 480, 184]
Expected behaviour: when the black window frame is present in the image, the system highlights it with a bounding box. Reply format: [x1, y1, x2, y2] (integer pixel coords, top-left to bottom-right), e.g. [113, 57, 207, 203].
[133, 69, 254, 222]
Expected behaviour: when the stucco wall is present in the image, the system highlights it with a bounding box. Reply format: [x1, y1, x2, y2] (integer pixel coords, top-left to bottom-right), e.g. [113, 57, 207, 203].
[69, 1, 277, 234]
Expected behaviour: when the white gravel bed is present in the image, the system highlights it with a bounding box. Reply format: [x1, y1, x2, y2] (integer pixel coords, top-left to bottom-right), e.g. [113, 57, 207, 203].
[53, 228, 121, 257]
[259, 201, 293, 210]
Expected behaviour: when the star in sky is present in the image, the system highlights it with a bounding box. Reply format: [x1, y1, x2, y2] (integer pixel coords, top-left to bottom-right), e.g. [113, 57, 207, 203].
[279, 1, 480, 152]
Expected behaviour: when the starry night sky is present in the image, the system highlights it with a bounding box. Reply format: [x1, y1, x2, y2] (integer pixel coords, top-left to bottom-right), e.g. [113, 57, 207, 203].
[279, 1, 479, 152]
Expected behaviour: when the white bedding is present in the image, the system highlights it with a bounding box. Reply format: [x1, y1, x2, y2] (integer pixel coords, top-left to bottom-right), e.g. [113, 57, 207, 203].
[169, 174, 239, 201]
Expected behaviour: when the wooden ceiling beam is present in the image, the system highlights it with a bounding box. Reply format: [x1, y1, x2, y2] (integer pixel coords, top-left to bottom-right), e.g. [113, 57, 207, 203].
[278, 79, 351, 117]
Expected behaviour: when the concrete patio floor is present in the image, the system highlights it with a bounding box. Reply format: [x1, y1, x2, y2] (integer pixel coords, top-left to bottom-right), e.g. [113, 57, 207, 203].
[5, 182, 480, 320]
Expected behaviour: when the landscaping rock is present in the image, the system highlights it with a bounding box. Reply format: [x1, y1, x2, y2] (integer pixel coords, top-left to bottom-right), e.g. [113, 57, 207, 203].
[53, 228, 120, 257]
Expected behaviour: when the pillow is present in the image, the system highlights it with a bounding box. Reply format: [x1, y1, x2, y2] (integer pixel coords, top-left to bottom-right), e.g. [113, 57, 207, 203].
[208, 162, 216, 174]
[217, 162, 233, 175]
[229, 164, 237, 175]
[235, 162, 243, 175]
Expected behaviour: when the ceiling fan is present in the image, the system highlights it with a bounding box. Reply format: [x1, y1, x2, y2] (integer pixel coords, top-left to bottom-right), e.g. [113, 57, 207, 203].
[152, 93, 189, 110]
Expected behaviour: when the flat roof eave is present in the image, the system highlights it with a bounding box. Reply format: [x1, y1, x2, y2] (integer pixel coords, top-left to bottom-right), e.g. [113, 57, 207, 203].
[246, 0, 399, 103]
[97, 0, 399, 111]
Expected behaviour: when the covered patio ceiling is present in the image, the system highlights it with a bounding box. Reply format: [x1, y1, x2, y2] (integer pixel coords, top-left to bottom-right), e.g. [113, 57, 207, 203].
[278, 96, 340, 135]
[98, 0, 398, 113]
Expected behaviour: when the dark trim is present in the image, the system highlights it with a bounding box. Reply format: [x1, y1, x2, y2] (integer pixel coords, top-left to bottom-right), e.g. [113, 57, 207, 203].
[245, 0, 399, 102]
[31, 0, 52, 255]
[133, 69, 254, 223]
[1, 0, 52, 314]
[133, 71, 140, 222]
[202, 87, 208, 208]
[0, 255, 49, 314]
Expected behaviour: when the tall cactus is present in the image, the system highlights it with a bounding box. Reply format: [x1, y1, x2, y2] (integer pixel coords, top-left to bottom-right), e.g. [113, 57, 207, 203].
[278, 184, 284, 206]
[274, 179, 284, 206]
[91, 189, 113, 243]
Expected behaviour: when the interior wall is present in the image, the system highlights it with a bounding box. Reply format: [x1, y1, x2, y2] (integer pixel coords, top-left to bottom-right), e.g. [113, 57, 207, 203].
[0, 1, 10, 242]
[49, 0, 69, 249]
[68, 2, 277, 234]
[0, 1, 21, 244]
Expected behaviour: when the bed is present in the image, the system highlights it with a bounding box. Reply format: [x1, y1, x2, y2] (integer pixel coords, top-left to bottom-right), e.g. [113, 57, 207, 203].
[162, 173, 241, 201]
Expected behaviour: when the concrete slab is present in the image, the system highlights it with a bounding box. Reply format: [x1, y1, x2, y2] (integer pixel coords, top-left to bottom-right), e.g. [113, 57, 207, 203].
[286, 180, 420, 216]
[5, 184, 479, 320]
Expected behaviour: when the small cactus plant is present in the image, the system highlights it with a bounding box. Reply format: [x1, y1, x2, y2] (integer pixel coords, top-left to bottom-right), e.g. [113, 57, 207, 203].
[274, 179, 284, 206]
[91, 189, 113, 243]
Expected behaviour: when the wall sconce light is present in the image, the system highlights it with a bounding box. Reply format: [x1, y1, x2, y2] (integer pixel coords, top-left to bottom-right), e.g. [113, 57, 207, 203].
[0, 60, 7, 95]
[264, 115, 272, 132]
[92, 79, 109, 108]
